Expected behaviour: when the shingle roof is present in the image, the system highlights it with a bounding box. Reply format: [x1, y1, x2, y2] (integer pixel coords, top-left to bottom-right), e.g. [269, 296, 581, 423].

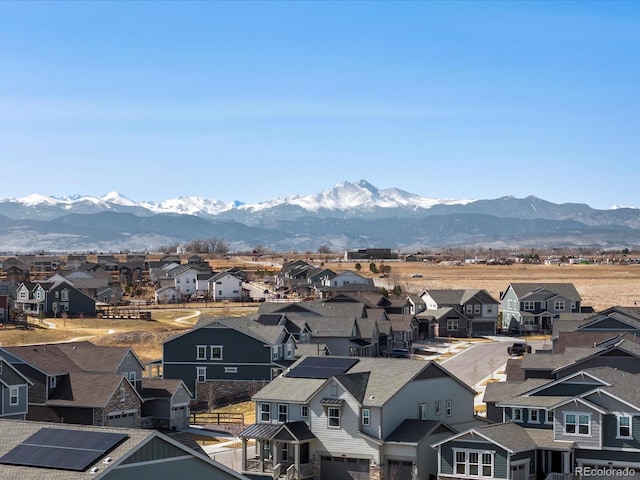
[508, 283, 582, 301]
[47, 372, 129, 408]
[385, 419, 453, 443]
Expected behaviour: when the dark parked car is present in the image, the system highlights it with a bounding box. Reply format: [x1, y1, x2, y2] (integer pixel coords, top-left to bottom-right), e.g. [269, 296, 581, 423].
[507, 342, 532, 355]
[388, 348, 411, 358]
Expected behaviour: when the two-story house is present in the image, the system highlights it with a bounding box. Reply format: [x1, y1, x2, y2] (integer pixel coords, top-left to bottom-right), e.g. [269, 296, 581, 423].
[435, 366, 640, 480]
[162, 316, 297, 405]
[0, 356, 31, 420]
[499, 283, 582, 334]
[208, 271, 245, 301]
[239, 355, 481, 480]
[0, 342, 189, 430]
[417, 289, 499, 338]
[14, 281, 96, 318]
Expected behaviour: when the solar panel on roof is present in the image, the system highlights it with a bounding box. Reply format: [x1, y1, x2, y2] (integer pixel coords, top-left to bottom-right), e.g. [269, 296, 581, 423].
[285, 357, 359, 379]
[0, 428, 128, 472]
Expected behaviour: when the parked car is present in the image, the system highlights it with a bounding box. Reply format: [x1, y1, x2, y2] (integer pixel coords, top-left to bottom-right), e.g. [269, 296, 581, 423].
[388, 348, 411, 358]
[507, 342, 532, 355]
[411, 273, 423, 278]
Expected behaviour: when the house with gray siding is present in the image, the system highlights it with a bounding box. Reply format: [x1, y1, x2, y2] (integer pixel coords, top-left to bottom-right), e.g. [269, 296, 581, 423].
[0, 355, 31, 420]
[451, 366, 640, 480]
[499, 283, 582, 334]
[162, 316, 297, 405]
[14, 281, 97, 318]
[0, 419, 249, 480]
[238, 355, 482, 480]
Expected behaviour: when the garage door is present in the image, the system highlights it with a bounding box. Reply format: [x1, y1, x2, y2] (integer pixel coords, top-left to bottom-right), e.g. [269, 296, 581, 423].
[107, 411, 137, 428]
[172, 406, 187, 430]
[472, 321, 495, 336]
[320, 456, 370, 480]
[387, 459, 413, 479]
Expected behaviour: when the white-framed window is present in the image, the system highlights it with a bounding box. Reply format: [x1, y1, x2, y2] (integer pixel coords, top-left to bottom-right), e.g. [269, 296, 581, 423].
[301, 405, 308, 418]
[513, 408, 523, 422]
[19, 290, 27, 300]
[474, 304, 481, 314]
[435, 400, 441, 415]
[260, 403, 270, 422]
[128, 371, 136, 382]
[617, 415, 632, 438]
[465, 305, 473, 315]
[224, 366, 238, 373]
[49, 376, 57, 389]
[418, 403, 428, 420]
[120, 385, 126, 402]
[362, 408, 370, 426]
[530, 409, 539, 423]
[278, 404, 288, 423]
[454, 449, 494, 477]
[487, 305, 493, 313]
[524, 301, 535, 310]
[9, 386, 19, 406]
[565, 412, 590, 435]
[446, 399, 452, 417]
[210, 345, 223, 360]
[61, 289, 69, 301]
[546, 410, 554, 424]
[196, 366, 206, 383]
[328, 407, 341, 427]
[196, 345, 207, 360]
[554, 300, 565, 310]
[447, 319, 459, 331]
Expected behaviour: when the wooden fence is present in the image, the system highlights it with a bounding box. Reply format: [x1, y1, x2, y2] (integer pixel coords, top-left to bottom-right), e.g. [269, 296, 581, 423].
[190, 412, 244, 425]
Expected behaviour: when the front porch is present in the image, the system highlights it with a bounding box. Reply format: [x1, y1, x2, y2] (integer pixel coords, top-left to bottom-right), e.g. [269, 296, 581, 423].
[239, 421, 316, 479]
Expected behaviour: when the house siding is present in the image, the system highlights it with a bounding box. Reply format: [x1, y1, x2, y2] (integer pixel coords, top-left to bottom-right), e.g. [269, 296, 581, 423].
[104, 456, 241, 480]
[554, 404, 601, 449]
[439, 440, 508, 479]
[602, 414, 640, 449]
[1, 384, 28, 417]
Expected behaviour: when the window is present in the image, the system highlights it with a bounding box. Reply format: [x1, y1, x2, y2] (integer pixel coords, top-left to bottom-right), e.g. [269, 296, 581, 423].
[524, 301, 535, 310]
[278, 404, 288, 423]
[120, 385, 126, 402]
[466, 304, 473, 315]
[19, 290, 27, 300]
[224, 367, 238, 373]
[362, 408, 370, 426]
[530, 409, 539, 423]
[260, 403, 270, 422]
[546, 410, 554, 424]
[128, 371, 136, 382]
[49, 376, 56, 389]
[453, 450, 494, 478]
[418, 403, 428, 420]
[474, 304, 481, 314]
[9, 386, 19, 406]
[446, 399, 452, 417]
[486, 305, 493, 313]
[301, 405, 308, 419]
[328, 407, 341, 427]
[435, 400, 441, 415]
[513, 408, 523, 422]
[210, 345, 223, 360]
[196, 366, 206, 383]
[565, 413, 590, 435]
[447, 319, 459, 331]
[554, 300, 565, 310]
[196, 345, 207, 360]
[272, 346, 280, 360]
[618, 415, 632, 438]
[61, 290, 69, 301]
[330, 381, 338, 396]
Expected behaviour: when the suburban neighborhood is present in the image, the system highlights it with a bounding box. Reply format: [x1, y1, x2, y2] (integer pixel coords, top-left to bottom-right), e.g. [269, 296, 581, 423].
[0, 251, 639, 479]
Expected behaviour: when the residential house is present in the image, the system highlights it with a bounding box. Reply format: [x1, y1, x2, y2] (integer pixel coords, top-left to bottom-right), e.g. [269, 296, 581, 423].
[0, 342, 189, 430]
[418, 289, 499, 338]
[208, 271, 245, 301]
[155, 285, 181, 304]
[436, 366, 640, 480]
[0, 419, 249, 480]
[0, 283, 8, 323]
[499, 283, 582, 334]
[162, 316, 297, 405]
[14, 281, 96, 317]
[46, 270, 110, 299]
[238, 355, 480, 480]
[0, 355, 31, 420]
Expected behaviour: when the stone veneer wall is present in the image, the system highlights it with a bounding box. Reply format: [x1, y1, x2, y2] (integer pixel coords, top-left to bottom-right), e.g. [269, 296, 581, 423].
[94, 382, 141, 426]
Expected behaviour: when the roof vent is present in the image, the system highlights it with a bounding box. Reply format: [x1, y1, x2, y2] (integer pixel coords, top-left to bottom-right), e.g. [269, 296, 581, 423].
[103, 457, 112, 464]
[90, 467, 100, 474]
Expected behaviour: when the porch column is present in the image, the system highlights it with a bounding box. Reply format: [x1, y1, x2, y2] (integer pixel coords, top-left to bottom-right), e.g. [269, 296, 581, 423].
[272, 442, 278, 468]
[241, 438, 247, 472]
[295, 443, 300, 476]
[562, 452, 571, 474]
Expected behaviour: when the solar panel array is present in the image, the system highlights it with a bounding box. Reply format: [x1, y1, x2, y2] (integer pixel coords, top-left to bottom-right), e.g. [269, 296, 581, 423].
[285, 356, 359, 379]
[0, 428, 128, 472]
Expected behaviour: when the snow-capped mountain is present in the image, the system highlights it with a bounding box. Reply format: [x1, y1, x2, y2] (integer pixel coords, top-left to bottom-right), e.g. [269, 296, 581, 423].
[1, 180, 640, 253]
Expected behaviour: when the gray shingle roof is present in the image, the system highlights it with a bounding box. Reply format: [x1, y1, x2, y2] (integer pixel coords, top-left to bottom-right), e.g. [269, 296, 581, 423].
[507, 283, 582, 302]
[385, 419, 453, 443]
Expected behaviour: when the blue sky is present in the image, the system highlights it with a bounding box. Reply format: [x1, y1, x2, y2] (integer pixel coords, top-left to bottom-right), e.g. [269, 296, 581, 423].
[1, 1, 638, 209]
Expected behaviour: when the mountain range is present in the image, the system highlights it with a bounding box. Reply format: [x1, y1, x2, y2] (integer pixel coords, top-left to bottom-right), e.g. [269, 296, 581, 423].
[0, 180, 638, 253]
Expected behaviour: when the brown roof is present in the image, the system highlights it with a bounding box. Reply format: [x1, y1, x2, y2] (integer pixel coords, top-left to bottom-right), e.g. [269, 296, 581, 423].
[553, 331, 640, 353]
[47, 372, 133, 408]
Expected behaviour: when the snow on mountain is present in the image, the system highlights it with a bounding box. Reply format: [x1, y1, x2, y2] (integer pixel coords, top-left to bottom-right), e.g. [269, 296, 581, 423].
[2, 181, 474, 216]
